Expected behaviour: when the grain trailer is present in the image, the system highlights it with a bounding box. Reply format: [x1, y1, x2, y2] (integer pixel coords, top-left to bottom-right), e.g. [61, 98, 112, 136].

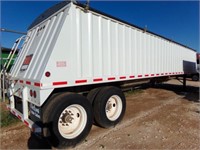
[7, 1, 197, 148]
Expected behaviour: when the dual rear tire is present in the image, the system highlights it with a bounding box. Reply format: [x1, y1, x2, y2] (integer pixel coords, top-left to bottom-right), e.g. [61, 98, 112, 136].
[89, 86, 126, 128]
[42, 86, 126, 148]
[42, 93, 93, 148]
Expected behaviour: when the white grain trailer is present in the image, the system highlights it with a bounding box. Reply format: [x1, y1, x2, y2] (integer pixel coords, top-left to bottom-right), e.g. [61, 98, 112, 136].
[7, 1, 197, 148]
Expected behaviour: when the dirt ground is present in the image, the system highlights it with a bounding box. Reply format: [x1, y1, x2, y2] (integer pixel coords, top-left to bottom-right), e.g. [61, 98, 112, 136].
[0, 78, 199, 149]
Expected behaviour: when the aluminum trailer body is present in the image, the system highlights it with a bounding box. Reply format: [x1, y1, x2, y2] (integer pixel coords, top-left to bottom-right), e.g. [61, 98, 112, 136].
[7, 1, 197, 148]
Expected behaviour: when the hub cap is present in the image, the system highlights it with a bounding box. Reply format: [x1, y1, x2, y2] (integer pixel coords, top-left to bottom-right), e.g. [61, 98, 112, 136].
[58, 104, 87, 139]
[105, 95, 122, 121]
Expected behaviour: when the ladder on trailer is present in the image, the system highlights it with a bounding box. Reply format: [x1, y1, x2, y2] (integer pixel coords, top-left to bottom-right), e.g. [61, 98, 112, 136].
[0, 35, 27, 101]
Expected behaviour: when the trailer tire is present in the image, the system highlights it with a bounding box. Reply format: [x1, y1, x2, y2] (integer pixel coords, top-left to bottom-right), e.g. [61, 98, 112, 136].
[93, 86, 126, 128]
[87, 87, 102, 106]
[192, 74, 199, 81]
[42, 93, 93, 148]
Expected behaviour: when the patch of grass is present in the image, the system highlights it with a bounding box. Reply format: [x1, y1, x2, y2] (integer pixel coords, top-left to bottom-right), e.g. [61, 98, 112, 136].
[125, 89, 143, 96]
[0, 103, 19, 127]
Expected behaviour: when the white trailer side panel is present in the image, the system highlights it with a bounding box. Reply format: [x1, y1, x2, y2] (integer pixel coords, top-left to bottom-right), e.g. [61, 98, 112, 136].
[41, 3, 196, 88]
[10, 2, 196, 99]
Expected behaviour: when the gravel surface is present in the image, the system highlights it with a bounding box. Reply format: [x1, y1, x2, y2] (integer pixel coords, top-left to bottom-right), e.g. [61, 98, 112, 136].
[0, 79, 199, 149]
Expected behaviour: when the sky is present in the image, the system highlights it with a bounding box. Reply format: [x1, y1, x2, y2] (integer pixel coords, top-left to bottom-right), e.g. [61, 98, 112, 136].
[1, 0, 199, 52]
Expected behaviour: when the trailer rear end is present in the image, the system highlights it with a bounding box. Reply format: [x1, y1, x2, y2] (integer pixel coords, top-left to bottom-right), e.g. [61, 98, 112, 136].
[6, 1, 197, 148]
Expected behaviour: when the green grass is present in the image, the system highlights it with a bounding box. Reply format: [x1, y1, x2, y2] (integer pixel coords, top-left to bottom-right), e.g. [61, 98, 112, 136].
[125, 89, 143, 96]
[0, 102, 19, 127]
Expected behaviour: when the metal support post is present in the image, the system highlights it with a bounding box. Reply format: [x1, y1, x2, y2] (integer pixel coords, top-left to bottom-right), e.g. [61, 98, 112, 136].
[183, 74, 186, 91]
[0, 56, 2, 100]
[2, 71, 5, 101]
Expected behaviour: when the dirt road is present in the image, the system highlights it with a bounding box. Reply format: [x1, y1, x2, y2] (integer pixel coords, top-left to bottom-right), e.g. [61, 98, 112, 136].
[0, 79, 199, 149]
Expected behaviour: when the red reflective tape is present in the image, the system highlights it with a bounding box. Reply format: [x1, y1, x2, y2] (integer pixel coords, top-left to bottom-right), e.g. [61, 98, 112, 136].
[145, 74, 149, 77]
[53, 81, 68, 86]
[156, 74, 160, 76]
[151, 74, 154, 76]
[34, 82, 42, 87]
[165, 73, 168, 75]
[24, 121, 29, 126]
[17, 115, 21, 120]
[108, 77, 115, 80]
[12, 111, 15, 115]
[75, 80, 87, 84]
[161, 73, 164, 75]
[20, 80, 23, 83]
[138, 75, 142, 78]
[120, 76, 126, 79]
[26, 81, 31, 85]
[129, 75, 135, 78]
[93, 78, 103, 82]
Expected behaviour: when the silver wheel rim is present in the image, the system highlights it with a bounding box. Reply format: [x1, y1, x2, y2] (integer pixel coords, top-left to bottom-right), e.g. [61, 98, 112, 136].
[58, 104, 87, 139]
[105, 95, 122, 121]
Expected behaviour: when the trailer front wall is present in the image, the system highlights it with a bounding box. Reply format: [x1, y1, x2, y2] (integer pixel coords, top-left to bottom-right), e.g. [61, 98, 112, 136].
[44, 4, 196, 85]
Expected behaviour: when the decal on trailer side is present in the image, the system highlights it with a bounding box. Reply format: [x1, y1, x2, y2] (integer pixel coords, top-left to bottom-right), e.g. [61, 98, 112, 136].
[56, 61, 67, 67]
[30, 103, 41, 119]
[20, 54, 33, 71]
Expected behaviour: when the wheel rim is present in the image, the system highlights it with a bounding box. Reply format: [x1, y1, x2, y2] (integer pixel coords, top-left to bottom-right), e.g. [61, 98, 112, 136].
[58, 104, 87, 139]
[105, 95, 122, 121]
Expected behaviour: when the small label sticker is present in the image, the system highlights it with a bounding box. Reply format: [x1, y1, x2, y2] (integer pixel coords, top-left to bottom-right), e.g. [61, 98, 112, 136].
[56, 61, 67, 67]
